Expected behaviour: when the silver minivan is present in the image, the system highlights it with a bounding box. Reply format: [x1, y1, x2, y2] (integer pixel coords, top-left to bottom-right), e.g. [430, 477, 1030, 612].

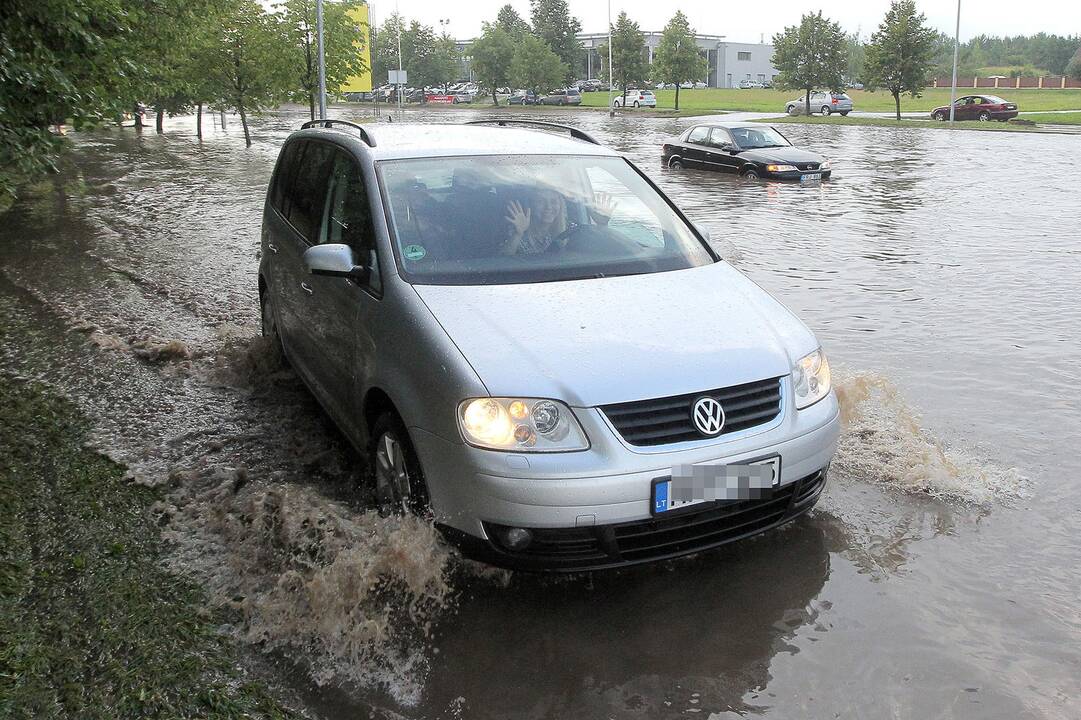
[259, 119, 839, 570]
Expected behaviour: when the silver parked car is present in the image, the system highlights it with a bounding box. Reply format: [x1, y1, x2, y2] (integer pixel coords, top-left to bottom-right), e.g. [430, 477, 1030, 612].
[259, 118, 839, 570]
[786, 91, 853, 116]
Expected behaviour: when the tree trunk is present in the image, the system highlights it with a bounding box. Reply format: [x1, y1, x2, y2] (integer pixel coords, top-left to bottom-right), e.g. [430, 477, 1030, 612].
[133, 103, 144, 130]
[621, 87, 628, 107]
[238, 101, 251, 147]
[196, 102, 203, 139]
[893, 91, 901, 121]
[805, 88, 812, 116]
[155, 107, 164, 134]
[674, 84, 680, 111]
[492, 87, 498, 106]
[308, 92, 316, 121]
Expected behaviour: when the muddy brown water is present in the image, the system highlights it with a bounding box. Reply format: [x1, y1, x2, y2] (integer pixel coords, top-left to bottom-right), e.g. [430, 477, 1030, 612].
[1, 106, 1079, 719]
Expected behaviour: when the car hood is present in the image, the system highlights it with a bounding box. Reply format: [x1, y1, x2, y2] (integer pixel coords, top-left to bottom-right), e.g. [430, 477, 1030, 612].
[412, 262, 818, 408]
[738, 146, 825, 165]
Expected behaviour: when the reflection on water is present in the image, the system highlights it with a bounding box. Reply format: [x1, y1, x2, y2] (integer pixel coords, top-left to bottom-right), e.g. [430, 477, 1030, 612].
[1, 106, 1080, 719]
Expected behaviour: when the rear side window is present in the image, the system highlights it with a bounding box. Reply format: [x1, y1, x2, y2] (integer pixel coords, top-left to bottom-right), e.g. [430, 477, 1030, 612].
[687, 126, 709, 144]
[270, 141, 302, 214]
[287, 141, 336, 243]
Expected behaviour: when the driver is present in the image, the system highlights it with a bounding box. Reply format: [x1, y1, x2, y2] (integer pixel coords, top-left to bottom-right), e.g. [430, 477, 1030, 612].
[501, 187, 568, 255]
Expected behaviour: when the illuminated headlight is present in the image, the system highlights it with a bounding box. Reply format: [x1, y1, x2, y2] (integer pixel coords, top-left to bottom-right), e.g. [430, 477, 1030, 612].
[766, 164, 797, 172]
[792, 349, 832, 409]
[458, 398, 589, 452]
[820, 159, 832, 170]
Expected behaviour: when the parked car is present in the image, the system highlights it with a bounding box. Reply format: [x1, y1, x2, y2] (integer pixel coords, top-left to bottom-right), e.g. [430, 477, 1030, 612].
[785, 91, 853, 116]
[738, 79, 763, 89]
[662, 122, 832, 182]
[540, 88, 582, 106]
[581, 79, 603, 92]
[451, 91, 474, 104]
[930, 95, 1018, 121]
[405, 89, 427, 103]
[507, 90, 540, 106]
[261, 118, 839, 570]
[612, 90, 657, 108]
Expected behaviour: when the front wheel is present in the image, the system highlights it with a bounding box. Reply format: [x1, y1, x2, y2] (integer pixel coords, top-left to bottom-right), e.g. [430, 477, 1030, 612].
[787, 105, 798, 116]
[668, 157, 684, 169]
[612, 100, 620, 108]
[839, 111, 850, 116]
[742, 168, 761, 180]
[978, 111, 991, 121]
[369, 412, 430, 517]
[820, 106, 831, 116]
[933, 110, 946, 121]
[633, 101, 640, 108]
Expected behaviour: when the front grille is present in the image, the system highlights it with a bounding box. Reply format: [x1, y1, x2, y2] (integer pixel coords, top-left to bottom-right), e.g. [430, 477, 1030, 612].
[601, 377, 783, 446]
[481, 469, 828, 570]
[800, 163, 820, 171]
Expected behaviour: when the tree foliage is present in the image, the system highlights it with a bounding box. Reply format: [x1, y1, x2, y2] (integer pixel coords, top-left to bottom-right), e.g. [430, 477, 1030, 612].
[495, 4, 531, 39]
[510, 34, 568, 94]
[652, 11, 707, 111]
[598, 12, 648, 105]
[529, 0, 581, 80]
[846, 32, 866, 83]
[864, 0, 937, 120]
[771, 11, 848, 115]
[471, 25, 517, 104]
[281, 0, 368, 121]
[1066, 46, 1081, 80]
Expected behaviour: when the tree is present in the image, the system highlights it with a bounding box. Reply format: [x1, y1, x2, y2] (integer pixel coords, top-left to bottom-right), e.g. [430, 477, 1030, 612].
[771, 12, 848, 116]
[846, 32, 866, 84]
[864, 0, 938, 120]
[430, 32, 461, 91]
[209, 0, 292, 146]
[371, 12, 407, 88]
[495, 4, 530, 39]
[471, 25, 517, 104]
[530, 0, 582, 80]
[1067, 46, 1081, 80]
[510, 34, 568, 95]
[652, 11, 707, 111]
[281, 0, 369, 121]
[598, 12, 648, 107]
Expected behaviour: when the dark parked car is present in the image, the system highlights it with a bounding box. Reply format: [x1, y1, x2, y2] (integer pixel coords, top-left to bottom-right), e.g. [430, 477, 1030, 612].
[507, 90, 540, 106]
[930, 95, 1018, 122]
[540, 88, 582, 106]
[662, 123, 832, 182]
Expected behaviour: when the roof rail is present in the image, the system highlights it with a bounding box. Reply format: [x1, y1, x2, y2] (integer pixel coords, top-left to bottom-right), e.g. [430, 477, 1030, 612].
[464, 119, 601, 146]
[300, 119, 376, 147]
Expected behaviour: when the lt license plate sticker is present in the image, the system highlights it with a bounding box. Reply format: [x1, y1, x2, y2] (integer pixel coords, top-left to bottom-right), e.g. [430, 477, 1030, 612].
[652, 456, 781, 515]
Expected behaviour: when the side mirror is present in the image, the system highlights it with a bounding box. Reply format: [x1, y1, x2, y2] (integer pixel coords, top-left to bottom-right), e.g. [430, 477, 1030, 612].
[722, 142, 739, 154]
[303, 243, 368, 282]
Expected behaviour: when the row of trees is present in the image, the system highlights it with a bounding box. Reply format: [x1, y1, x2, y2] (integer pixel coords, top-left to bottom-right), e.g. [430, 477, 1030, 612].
[1, 0, 369, 200]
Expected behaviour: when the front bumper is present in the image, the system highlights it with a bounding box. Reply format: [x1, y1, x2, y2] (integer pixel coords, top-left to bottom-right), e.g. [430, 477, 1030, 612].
[410, 385, 840, 569]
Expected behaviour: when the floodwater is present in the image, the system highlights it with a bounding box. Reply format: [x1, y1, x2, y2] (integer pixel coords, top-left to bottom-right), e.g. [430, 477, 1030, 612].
[1, 106, 1079, 719]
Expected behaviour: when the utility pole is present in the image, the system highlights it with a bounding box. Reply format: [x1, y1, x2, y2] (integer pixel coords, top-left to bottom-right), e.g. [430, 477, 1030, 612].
[396, 1, 404, 118]
[607, 0, 614, 116]
[949, 0, 961, 123]
[317, 0, 327, 119]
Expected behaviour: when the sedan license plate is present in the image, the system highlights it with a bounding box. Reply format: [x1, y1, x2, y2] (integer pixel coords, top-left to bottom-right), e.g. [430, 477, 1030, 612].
[800, 172, 822, 183]
[651, 456, 781, 515]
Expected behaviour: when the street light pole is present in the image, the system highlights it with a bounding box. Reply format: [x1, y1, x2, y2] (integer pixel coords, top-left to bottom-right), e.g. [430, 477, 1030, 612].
[316, 0, 327, 119]
[949, 0, 961, 123]
[607, 0, 613, 116]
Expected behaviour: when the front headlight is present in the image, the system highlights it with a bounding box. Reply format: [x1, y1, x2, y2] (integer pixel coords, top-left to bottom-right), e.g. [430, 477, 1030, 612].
[766, 164, 797, 172]
[820, 159, 832, 171]
[458, 398, 589, 452]
[792, 349, 831, 409]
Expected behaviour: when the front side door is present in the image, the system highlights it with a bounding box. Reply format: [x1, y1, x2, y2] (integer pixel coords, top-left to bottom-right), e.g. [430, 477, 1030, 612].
[705, 127, 740, 173]
[954, 97, 975, 120]
[296, 148, 383, 435]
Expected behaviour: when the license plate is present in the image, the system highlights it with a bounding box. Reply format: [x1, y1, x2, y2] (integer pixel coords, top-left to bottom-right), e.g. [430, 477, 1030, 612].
[801, 173, 822, 183]
[651, 456, 781, 515]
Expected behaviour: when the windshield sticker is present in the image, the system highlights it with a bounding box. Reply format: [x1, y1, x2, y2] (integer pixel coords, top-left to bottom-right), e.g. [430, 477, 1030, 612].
[403, 244, 427, 261]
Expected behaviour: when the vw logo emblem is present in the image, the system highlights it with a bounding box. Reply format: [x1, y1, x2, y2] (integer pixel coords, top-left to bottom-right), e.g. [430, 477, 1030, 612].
[692, 396, 725, 436]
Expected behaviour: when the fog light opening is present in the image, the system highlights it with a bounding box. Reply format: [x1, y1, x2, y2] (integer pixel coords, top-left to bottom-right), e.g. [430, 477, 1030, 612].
[495, 526, 533, 551]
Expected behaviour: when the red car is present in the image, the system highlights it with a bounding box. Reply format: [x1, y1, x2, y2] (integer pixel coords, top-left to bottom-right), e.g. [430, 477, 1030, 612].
[931, 95, 1018, 122]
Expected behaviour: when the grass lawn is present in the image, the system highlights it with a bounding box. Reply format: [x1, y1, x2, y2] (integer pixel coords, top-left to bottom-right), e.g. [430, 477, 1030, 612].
[0, 377, 298, 720]
[1015, 111, 1081, 124]
[579, 87, 1081, 114]
[758, 114, 1064, 133]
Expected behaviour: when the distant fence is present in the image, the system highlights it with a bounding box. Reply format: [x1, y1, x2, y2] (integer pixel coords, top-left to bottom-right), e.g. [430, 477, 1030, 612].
[932, 76, 1081, 89]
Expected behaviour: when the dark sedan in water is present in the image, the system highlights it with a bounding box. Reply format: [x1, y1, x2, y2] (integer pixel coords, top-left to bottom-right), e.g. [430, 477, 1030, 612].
[662, 124, 832, 181]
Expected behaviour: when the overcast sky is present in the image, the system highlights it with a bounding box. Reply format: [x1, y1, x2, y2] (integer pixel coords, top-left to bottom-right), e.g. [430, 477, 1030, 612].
[367, 0, 1080, 43]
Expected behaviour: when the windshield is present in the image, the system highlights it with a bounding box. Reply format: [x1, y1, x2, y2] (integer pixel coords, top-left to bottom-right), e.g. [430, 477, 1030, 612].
[729, 126, 791, 150]
[378, 154, 714, 285]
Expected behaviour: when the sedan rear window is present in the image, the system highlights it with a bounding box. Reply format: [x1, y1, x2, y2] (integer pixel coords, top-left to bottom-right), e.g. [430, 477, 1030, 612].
[378, 155, 714, 285]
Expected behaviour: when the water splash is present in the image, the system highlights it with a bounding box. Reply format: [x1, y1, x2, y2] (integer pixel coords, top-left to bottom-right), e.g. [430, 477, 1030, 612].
[833, 370, 1025, 504]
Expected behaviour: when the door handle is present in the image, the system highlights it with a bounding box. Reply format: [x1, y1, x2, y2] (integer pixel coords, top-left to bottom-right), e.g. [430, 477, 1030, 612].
[267, 243, 278, 254]
[300, 282, 313, 295]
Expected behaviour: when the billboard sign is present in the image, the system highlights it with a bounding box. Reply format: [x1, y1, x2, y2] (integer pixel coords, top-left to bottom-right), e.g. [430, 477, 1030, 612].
[340, 5, 372, 93]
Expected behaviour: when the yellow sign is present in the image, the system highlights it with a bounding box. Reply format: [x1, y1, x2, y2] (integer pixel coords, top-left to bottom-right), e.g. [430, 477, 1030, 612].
[341, 4, 372, 93]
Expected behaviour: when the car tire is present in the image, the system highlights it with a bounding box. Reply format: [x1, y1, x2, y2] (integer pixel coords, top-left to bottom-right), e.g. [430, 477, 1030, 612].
[840, 111, 850, 116]
[978, 111, 991, 121]
[742, 168, 761, 180]
[787, 105, 798, 116]
[820, 106, 831, 116]
[260, 290, 289, 368]
[633, 101, 640, 108]
[933, 111, 946, 121]
[668, 157, 684, 169]
[453, 97, 460, 104]
[612, 100, 620, 108]
[368, 411, 431, 517]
